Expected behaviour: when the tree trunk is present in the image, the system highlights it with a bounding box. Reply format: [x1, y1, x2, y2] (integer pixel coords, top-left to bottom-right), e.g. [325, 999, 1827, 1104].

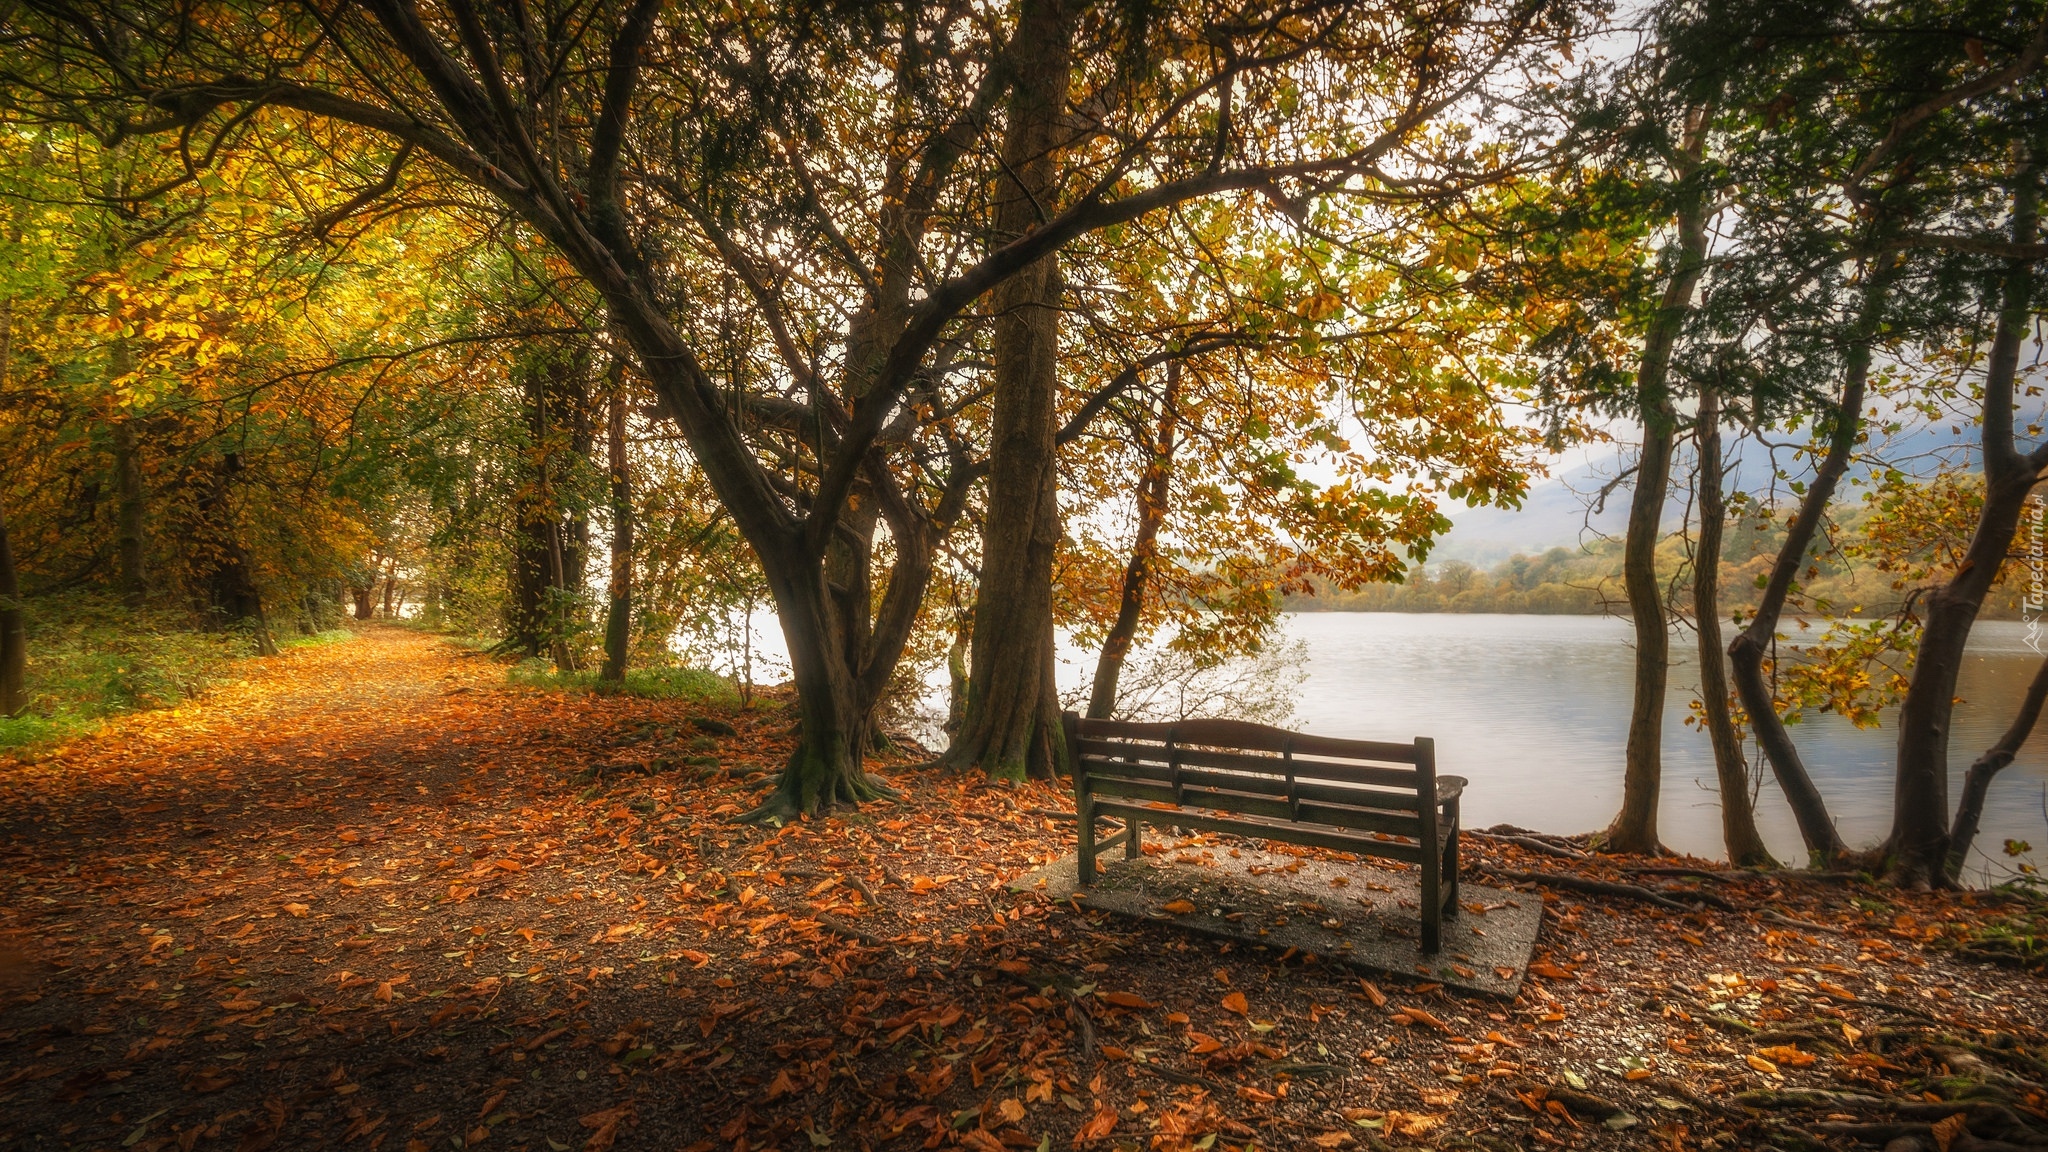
[112, 415, 146, 608]
[1887, 165, 2042, 888]
[509, 345, 586, 666]
[1727, 274, 1890, 864]
[601, 382, 633, 684]
[351, 581, 375, 621]
[0, 505, 25, 718]
[1693, 386, 1773, 867]
[941, 0, 1074, 781]
[1948, 655, 2048, 878]
[944, 611, 970, 736]
[1087, 362, 1180, 720]
[1605, 136, 1709, 855]
[379, 556, 397, 618]
[0, 296, 24, 717]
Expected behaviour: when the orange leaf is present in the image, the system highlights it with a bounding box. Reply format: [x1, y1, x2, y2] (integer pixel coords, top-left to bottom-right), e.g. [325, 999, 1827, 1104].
[1357, 979, 1387, 1007]
[1758, 1045, 1816, 1068]
[1100, 991, 1157, 1010]
[494, 859, 523, 872]
[1160, 900, 1196, 915]
[1221, 991, 1249, 1016]
[1074, 1100, 1117, 1144]
[1931, 1112, 1967, 1152]
[1397, 1006, 1450, 1032]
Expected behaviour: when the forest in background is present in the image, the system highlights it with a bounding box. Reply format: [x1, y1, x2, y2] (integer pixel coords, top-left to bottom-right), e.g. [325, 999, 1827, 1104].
[0, 0, 2044, 887]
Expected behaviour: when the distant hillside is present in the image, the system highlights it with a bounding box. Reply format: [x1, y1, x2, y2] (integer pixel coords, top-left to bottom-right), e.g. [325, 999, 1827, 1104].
[1429, 419, 1991, 567]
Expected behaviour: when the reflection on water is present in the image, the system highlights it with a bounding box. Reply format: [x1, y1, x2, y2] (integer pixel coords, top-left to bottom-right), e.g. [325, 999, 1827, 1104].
[1275, 613, 2048, 877]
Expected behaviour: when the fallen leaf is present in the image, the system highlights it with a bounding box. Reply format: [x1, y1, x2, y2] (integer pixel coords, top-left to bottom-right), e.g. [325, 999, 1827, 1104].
[1397, 1005, 1451, 1032]
[1074, 1100, 1117, 1144]
[1100, 991, 1157, 1010]
[1931, 1112, 1967, 1152]
[1221, 991, 1249, 1016]
[282, 903, 310, 918]
[1159, 900, 1196, 915]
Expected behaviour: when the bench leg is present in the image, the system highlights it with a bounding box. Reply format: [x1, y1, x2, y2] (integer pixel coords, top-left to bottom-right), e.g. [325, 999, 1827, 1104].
[1125, 815, 1143, 859]
[1077, 789, 1096, 888]
[1443, 798, 1461, 914]
[1419, 842, 1442, 954]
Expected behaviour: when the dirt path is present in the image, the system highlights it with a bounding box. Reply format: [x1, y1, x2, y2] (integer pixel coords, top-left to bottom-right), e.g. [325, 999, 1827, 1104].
[1, 627, 2044, 1152]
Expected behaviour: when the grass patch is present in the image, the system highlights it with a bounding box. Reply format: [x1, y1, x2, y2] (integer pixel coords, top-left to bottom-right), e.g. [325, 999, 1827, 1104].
[280, 628, 356, 651]
[507, 658, 738, 707]
[1, 594, 354, 753]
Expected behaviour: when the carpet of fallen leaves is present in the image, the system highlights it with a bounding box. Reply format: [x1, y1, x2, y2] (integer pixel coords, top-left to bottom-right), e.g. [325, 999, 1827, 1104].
[2, 626, 2045, 1152]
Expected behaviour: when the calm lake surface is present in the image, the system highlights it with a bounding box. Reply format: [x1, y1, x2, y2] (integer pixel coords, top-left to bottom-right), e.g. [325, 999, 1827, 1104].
[1273, 613, 2048, 876]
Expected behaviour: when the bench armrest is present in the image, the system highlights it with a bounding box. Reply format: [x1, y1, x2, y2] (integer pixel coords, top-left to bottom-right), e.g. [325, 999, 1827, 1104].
[1435, 776, 1467, 807]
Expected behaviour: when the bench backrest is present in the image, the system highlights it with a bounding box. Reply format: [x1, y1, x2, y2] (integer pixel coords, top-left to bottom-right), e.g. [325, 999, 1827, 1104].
[1066, 714, 1437, 842]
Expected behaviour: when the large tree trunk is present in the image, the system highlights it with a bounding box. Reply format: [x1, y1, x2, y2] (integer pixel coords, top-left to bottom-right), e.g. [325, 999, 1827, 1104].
[600, 382, 633, 685]
[1726, 275, 1890, 864]
[1605, 139, 1709, 855]
[1693, 386, 1773, 867]
[1948, 656, 2048, 878]
[941, 0, 1074, 781]
[1087, 362, 1180, 720]
[0, 505, 25, 718]
[1887, 166, 2042, 888]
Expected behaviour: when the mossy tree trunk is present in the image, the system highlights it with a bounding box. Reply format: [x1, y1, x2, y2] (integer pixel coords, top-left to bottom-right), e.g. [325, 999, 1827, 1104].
[1693, 385, 1774, 867]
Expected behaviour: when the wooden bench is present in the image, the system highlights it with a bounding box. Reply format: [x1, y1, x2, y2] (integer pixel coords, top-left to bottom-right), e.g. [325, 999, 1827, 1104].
[1062, 713, 1466, 953]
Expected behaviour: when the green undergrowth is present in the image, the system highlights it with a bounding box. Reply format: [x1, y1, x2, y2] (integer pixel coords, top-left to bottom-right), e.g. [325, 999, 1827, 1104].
[506, 658, 739, 707]
[1, 595, 354, 753]
[1943, 894, 2047, 972]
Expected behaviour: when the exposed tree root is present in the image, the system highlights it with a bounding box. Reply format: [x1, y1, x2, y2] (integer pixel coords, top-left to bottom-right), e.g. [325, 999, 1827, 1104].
[1472, 831, 1589, 860]
[1481, 868, 1736, 911]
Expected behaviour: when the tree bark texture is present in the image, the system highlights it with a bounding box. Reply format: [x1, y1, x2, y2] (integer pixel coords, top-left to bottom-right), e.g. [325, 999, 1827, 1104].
[1087, 361, 1180, 720]
[0, 506, 25, 718]
[1948, 656, 2048, 877]
[0, 295, 24, 717]
[111, 371, 146, 608]
[1607, 139, 1710, 855]
[1888, 164, 2044, 887]
[509, 344, 587, 669]
[601, 381, 633, 684]
[1726, 274, 1891, 864]
[1694, 387, 1774, 867]
[942, 0, 1074, 781]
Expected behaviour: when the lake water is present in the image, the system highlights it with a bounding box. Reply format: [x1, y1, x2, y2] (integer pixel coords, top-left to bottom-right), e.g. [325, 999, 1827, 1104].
[1271, 613, 2048, 876]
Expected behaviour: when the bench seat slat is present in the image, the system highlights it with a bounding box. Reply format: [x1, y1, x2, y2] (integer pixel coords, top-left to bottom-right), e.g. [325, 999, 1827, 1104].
[1087, 800, 1425, 863]
[1077, 755, 1429, 813]
[1075, 737, 1429, 792]
[1083, 776, 1424, 839]
[1072, 721, 1423, 765]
